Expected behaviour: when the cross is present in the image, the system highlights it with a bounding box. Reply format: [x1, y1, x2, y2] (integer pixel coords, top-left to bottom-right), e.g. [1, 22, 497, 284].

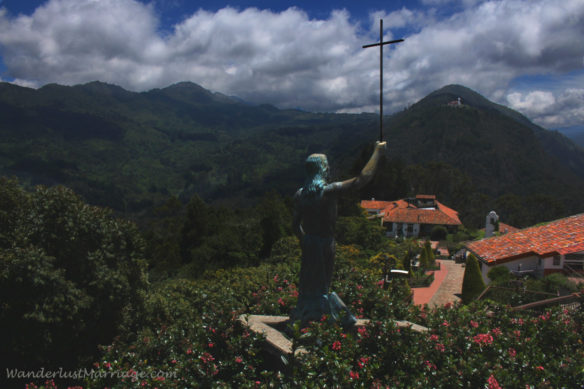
[363, 19, 404, 142]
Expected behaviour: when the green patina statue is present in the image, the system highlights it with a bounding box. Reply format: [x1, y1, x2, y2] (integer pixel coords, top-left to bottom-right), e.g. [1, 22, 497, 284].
[291, 141, 386, 327]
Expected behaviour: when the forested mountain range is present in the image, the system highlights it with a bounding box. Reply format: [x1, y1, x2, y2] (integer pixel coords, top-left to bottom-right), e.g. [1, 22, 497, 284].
[1, 81, 583, 228]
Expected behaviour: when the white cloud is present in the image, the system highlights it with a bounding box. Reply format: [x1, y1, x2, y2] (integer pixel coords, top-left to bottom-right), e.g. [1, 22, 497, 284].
[507, 89, 584, 128]
[0, 0, 582, 126]
[507, 91, 556, 115]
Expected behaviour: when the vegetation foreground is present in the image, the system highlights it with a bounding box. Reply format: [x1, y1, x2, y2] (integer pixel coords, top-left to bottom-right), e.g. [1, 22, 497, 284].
[1, 179, 583, 388]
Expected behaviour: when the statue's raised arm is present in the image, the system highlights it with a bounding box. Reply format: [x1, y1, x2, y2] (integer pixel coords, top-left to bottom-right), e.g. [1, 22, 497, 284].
[328, 140, 387, 193]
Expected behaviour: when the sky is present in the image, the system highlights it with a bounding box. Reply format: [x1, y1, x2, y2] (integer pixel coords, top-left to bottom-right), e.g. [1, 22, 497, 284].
[0, 0, 583, 129]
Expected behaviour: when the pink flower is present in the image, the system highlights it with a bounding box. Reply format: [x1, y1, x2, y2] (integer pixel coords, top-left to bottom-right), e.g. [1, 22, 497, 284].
[429, 334, 439, 342]
[349, 371, 360, 380]
[423, 360, 437, 370]
[332, 340, 342, 351]
[356, 284, 363, 290]
[273, 275, 279, 282]
[435, 343, 445, 352]
[513, 330, 521, 338]
[357, 357, 370, 369]
[536, 366, 544, 371]
[491, 327, 502, 337]
[208, 342, 214, 348]
[186, 348, 193, 355]
[290, 290, 299, 297]
[170, 359, 177, 364]
[277, 297, 285, 306]
[442, 320, 450, 327]
[200, 352, 215, 364]
[473, 333, 494, 345]
[104, 362, 112, 369]
[508, 348, 517, 358]
[470, 320, 479, 328]
[357, 326, 368, 337]
[487, 374, 501, 389]
[235, 357, 243, 363]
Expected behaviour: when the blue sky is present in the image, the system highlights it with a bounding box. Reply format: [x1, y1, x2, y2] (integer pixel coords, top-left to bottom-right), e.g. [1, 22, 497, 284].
[0, 0, 582, 129]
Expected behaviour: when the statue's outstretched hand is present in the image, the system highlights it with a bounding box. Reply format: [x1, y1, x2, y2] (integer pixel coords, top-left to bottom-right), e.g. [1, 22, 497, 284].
[375, 141, 387, 151]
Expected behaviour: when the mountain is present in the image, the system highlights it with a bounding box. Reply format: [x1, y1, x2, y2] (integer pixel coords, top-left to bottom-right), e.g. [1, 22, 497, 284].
[385, 85, 584, 193]
[0, 81, 378, 211]
[554, 125, 584, 148]
[1, 81, 584, 227]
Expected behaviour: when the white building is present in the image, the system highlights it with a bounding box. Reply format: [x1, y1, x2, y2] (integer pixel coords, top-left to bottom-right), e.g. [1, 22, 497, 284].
[466, 213, 584, 283]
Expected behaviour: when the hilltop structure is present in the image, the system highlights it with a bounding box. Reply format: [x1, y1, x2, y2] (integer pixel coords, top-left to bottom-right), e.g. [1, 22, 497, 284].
[361, 195, 462, 238]
[466, 213, 584, 283]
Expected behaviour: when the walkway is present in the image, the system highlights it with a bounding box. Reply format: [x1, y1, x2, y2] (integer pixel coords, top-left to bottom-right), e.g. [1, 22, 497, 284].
[412, 260, 465, 308]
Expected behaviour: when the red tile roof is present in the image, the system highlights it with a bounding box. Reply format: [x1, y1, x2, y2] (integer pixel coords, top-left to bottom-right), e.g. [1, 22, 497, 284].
[498, 223, 519, 234]
[416, 194, 436, 200]
[467, 213, 584, 264]
[360, 200, 393, 210]
[360, 197, 462, 226]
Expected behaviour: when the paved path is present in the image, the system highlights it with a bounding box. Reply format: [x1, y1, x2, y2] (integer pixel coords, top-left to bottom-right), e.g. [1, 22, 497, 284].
[412, 260, 465, 308]
[429, 260, 464, 307]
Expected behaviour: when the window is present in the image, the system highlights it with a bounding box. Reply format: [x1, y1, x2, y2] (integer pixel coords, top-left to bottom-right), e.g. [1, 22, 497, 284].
[553, 255, 561, 266]
[566, 253, 584, 261]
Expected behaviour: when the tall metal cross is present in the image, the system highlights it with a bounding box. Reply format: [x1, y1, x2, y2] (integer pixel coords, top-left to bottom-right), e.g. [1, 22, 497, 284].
[363, 19, 404, 142]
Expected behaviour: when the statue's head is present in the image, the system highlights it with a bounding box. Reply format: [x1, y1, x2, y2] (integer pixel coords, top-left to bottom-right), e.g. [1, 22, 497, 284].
[302, 153, 328, 197]
[305, 153, 329, 179]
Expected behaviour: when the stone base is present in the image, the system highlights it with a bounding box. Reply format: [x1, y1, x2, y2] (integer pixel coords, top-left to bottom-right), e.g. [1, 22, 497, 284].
[238, 314, 428, 357]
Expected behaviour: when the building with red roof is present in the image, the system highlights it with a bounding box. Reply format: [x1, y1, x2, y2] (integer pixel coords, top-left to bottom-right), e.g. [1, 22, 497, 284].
[466, 213, 584, 282]
[361, 195, 462, 238]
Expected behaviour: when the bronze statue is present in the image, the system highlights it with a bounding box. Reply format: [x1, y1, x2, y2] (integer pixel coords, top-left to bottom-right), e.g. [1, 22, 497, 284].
[291, 141, 386, 326]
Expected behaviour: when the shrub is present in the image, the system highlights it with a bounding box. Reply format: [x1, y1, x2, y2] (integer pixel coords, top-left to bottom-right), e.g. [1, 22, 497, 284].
[487, 265, 512, 284]
[462, 253, 486, 303]
[0, 179, 148, 372]
[424, 240, 436, 268]
[430, 225, 447, 241]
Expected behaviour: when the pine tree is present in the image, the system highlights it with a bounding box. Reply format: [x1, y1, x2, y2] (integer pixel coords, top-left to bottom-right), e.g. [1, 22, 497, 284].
[419, 244, 429, 269]
[462, 253, 486, 303]
[424, 240, 436, 268]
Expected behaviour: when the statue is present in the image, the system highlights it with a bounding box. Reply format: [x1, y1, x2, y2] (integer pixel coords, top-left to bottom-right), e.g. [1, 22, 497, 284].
[485, 211, 499, 238]
[290, 141, 387, 327]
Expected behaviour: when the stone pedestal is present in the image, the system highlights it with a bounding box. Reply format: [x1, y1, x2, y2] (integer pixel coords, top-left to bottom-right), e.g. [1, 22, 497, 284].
[238, 314, 428, 357]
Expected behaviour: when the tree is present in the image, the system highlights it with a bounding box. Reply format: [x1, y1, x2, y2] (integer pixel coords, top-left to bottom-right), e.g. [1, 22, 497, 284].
[461, 253, 486, 303]
[257, 191, 291, 259]
[487, 266, 511, 284]
[0, 179, 148, 371]
[180, 194, 215, 263]
[423, 240, 436, 268]
[430, 225, 448, 241]
[418, 244, 428, 269]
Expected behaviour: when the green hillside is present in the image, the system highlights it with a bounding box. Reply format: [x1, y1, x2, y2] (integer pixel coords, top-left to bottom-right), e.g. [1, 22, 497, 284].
[1, 81, 584, 227]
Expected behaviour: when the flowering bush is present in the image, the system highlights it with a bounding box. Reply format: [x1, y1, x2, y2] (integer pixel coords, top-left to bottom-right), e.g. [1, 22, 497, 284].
[14, 224, 584, 388]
